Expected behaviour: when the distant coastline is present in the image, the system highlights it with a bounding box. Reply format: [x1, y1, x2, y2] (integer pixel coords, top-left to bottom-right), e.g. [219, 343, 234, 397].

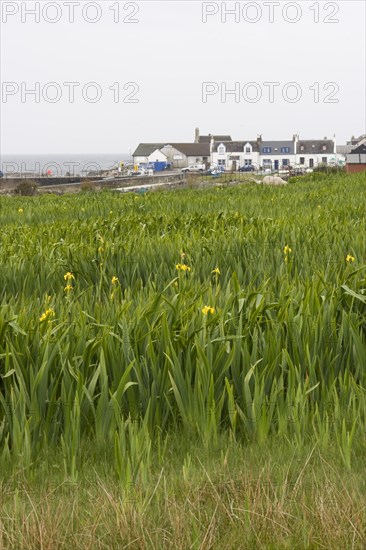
[0, 153, 130, 176]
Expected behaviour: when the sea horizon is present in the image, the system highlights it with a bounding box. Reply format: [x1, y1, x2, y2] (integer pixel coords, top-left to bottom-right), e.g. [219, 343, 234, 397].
[0, 153, 131, 176]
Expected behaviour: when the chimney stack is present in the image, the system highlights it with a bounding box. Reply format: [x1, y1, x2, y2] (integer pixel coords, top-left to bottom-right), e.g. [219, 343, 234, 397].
[195, 127, 200, 143]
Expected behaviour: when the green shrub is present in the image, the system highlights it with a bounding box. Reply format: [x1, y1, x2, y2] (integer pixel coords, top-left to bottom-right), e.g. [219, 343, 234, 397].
[80, 179, 96, 192]
[313, 164, 345, 174]
[15, 180, 38, 196]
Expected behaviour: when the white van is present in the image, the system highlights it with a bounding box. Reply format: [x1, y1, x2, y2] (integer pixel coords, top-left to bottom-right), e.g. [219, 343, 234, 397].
[181, 163, 206, 173]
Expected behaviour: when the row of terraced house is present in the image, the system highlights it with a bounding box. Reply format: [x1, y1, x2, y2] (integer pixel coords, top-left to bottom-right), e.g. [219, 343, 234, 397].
[133, 129, 366, 172]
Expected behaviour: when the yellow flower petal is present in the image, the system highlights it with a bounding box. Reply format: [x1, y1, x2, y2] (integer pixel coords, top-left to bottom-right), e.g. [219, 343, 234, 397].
[39, 308, 55, 322]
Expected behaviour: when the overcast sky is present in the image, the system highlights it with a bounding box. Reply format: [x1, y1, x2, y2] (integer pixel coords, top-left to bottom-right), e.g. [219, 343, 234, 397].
[1, 0, 365, 153]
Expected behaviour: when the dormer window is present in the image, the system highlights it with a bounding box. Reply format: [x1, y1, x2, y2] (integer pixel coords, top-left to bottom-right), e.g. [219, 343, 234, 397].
[322, 145, 327, 151]
[245, 146, 251, 153]
[281, 147, 290, 153]
[218, 144, 225, 155]
[300, 145, 304, 151]
[262, 147, 271, 153]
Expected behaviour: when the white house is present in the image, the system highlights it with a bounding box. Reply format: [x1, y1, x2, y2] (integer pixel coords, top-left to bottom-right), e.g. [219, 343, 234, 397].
[258, 137, 297, 170]
[295, 138, 336, 168]
[147, 149, 168, 163]
[211, 140, 260, 171]
[133, 142, 210, 169]
[161, 143, 210, 169]
[133, 143, 166, 165]
[133, 130, 339, 171]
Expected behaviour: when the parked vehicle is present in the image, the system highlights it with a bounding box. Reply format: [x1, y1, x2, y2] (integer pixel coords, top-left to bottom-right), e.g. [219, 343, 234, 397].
[137, 161, 172, 172]
[0, 170, 3, 178]
[288, 168, 306, 176]
[127, 170, 142, 176]
[127, 166, 154, 177]
[203, 168, 222, 176]
[181, 163, 206, 173]
[210, 164, 225, 173]
[238, 165, 255, 172]
[139, 163, 154, 170]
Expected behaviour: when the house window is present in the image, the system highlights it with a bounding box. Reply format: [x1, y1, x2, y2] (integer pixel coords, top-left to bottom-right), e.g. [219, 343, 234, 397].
[245, 159, 252, 165]
[281, 147, 290, 154]
[218, 159, 226, 166]
[322, 146, 327, 151]
[309, 159, 314, 168]
[218, 145, 225, 155]
[282, 159, 289, 166]
[245, 147, 251, 153]
[263, 159, 272, 166]
[300, 145, 304, 151]
[299, 157, 305, 164]
[262, 147, 271, 153]
[322, 157, 327, 164]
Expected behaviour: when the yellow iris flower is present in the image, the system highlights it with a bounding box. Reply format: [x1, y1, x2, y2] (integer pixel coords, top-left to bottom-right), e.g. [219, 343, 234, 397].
[176, 263, 191, 272]
[64, 272, 75, 281]
[39, 308, 55, 322]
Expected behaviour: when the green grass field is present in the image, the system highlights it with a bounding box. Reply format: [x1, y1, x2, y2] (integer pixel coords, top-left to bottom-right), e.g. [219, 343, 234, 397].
[0, 171, 365, 548]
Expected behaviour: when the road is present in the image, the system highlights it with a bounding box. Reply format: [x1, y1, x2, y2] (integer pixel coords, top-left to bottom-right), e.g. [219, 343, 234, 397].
[113, 179, 184, 192]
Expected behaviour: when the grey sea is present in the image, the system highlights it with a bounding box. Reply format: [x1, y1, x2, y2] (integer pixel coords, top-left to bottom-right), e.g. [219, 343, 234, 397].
[0, 153, 130, 176]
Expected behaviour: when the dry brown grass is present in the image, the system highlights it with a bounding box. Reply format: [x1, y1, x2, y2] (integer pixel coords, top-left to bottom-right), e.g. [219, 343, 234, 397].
[0, 450, 365, 550]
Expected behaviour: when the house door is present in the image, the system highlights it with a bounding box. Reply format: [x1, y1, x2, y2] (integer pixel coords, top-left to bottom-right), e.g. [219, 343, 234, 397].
[309, 158, 314, 168]
[274, 160, 279, 170]
[232, 161, 237, 171]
